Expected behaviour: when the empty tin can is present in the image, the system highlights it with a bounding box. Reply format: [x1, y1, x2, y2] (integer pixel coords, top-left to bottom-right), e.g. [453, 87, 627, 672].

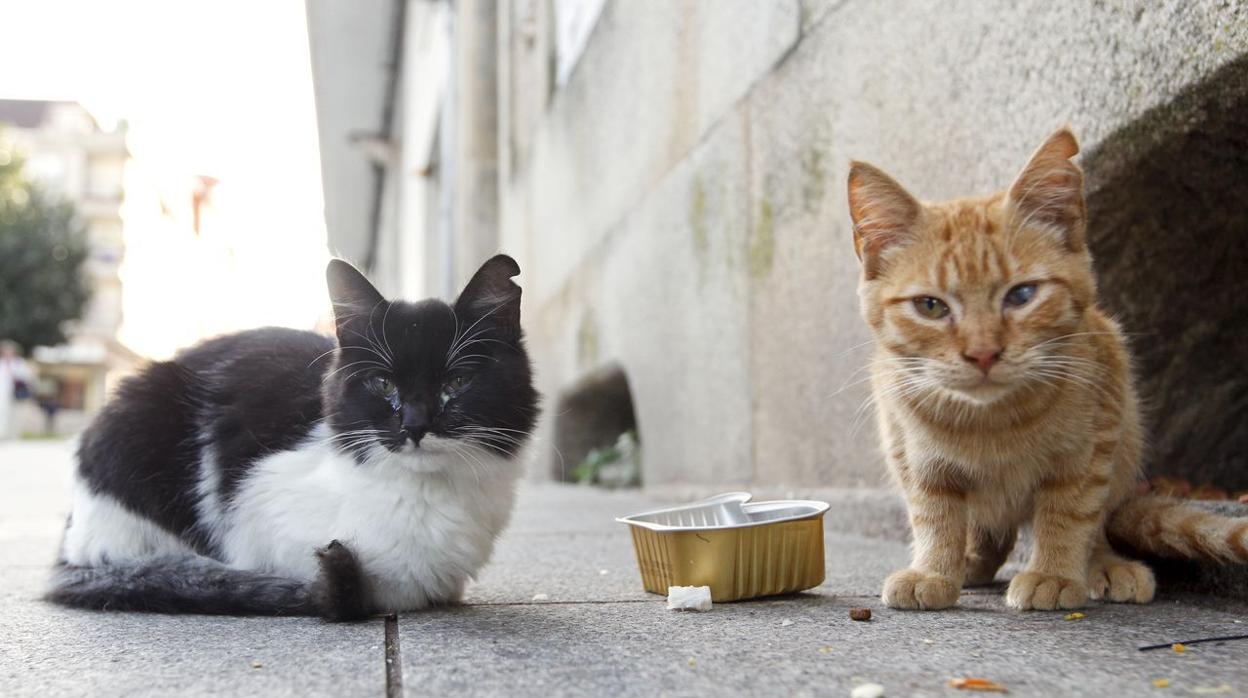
[617, 492, 830, 602]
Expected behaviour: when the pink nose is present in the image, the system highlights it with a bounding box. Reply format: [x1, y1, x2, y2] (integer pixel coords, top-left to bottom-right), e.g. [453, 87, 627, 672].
[963, 348, 1002, 374]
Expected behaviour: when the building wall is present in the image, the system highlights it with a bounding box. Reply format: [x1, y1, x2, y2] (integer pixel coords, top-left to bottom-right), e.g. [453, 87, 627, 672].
[2, 101, 133, 419]
[308, 1, 1248, 490]
[497, 0, 1248, 488]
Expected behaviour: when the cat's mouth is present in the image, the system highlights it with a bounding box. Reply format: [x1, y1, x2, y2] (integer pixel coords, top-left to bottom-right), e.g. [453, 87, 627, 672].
[382, 433, 457, 456]
[943, 370, 1018, 403]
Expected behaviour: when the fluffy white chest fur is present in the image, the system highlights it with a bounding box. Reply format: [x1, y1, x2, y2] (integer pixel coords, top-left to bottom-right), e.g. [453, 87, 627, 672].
[62, 427, 520, 611]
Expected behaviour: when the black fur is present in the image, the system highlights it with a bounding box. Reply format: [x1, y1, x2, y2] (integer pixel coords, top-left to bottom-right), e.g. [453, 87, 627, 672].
[49, 256, 539, 620]
[322, 255, 538, 460]
[311, 540, 375, 621]
[47, 557, 318, 616]
[75, 360, 214, 553]
[47, 542, 374, 619]
[75, 328, 334, 556]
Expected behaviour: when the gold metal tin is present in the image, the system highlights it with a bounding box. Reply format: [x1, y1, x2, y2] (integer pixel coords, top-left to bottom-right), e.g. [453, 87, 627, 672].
[617, 493, 829, 602]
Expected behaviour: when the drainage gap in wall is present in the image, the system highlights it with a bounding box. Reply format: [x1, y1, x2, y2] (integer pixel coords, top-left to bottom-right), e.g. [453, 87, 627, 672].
[1084, 54, 1248, 495]
[551, 364, 640, 488]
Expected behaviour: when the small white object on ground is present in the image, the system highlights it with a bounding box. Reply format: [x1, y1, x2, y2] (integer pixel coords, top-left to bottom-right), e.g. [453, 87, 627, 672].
[666, 585, 713, 611]
[851, 683, 885, 698]
[780, 618, 794, 627]
[531, 593, 549, 601]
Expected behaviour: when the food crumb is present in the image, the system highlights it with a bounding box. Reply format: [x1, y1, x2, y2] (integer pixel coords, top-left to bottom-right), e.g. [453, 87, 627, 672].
[1064, 612, 1086, 621]
[850, 683, 885, 698]
[849, 608, 872, 621]
[818, 645, 835, 654]
[687, 657, 697, 668]
[1172, 643, 1187, 654]
[531, 593, 550, 602]
[1152, 678, 1170, 688]
[922, 638, 935, 645]
[780, 618, 794, 627]
[250, 660, 263, 669]
[948, 677, 1008, 692]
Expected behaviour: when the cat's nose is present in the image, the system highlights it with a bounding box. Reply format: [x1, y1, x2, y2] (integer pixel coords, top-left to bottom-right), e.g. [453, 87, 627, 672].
[962, 348, 1002, 374]
[404, 426, 428, 445]
[401, 404, 429, 445]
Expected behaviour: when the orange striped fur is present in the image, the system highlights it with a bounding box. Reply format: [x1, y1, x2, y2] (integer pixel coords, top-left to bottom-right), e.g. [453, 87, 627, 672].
[848, 127, 1247, 612]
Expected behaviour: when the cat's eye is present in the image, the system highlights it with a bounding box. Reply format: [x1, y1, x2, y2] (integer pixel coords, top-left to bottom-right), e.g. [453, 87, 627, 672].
[1004, 283, 1037, 308]
[439, 376, 471, 407]
[367, 376, 399, 400]
[912, 296, 951, 319]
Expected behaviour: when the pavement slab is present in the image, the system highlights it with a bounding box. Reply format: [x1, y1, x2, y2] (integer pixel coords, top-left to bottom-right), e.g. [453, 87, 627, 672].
[5, 440, 1248, 697]
[398, 594, 1248, 698]
[3, 570, 386, 698]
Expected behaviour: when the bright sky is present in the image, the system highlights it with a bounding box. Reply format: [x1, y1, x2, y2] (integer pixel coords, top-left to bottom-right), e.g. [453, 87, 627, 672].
[0, 0, 330, 358]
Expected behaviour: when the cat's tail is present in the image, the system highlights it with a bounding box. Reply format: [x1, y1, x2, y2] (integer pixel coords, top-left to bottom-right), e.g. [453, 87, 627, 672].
[1108, 495, 1248, 564]
[45, 542, 373, 621]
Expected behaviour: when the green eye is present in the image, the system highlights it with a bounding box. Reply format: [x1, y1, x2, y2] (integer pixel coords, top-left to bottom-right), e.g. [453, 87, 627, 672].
[367, 376, 398, 399]
[913, 296, 951, 319]
[440, 376, 471, 407]
[1004, 283, 1037, 308]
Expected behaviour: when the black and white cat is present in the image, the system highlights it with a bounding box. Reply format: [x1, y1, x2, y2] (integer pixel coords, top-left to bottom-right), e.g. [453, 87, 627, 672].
[47, 255, 539, 620]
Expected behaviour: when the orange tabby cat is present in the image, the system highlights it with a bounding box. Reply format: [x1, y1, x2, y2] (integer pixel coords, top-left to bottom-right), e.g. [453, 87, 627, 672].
[847, 127, 1248, 611]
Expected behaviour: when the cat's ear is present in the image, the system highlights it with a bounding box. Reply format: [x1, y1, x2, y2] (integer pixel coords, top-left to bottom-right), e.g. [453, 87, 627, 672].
[326, 260, 385, 340]
[847, 161, 922, 280]
[1007, 126, 1086, 251]
[454, 254, 522, 340]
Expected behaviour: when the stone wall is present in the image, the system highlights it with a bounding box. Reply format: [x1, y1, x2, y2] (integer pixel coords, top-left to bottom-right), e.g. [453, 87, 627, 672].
[498, 0, 1248, 489]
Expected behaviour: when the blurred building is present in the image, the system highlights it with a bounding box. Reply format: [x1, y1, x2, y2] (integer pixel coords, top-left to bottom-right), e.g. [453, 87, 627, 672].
[0, 99, 139, 431]
[308, 2, 1248, 492]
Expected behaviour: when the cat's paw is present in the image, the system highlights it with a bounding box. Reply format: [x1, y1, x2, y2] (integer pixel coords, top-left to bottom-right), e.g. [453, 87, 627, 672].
[312, 539, 374, 622]
[882, 568, 960, 610]
[1006, 572, 1087, 610]
[1088, 558, 1155, 604]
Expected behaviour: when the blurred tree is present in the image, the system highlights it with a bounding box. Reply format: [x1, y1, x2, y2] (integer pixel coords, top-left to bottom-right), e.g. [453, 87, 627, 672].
[0, 140, 90, 353]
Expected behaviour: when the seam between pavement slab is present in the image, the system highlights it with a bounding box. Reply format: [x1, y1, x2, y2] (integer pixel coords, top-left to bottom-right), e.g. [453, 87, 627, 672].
[384, 614, 402, 698]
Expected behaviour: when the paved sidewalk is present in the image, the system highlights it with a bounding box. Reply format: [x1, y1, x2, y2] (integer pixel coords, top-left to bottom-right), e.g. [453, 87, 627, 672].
[3, 441, 1247, 697]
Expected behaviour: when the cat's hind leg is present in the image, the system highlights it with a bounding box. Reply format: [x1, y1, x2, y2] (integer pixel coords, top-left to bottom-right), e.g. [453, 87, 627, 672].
[1088, 536, 1155, 604]
[964, 525, 1016, 587]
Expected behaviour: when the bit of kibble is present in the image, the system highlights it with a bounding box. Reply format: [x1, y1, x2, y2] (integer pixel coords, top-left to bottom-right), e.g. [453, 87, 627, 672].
[1190, 684, 1232, 695]
[849, 608, 872, 622]
[1172, 643, 1187, 654]
[948, 677, 1008, 692]
[1152, 678, 1170, 688]
[1064, 612, 1086, 621]
[851, 683, 886, 698]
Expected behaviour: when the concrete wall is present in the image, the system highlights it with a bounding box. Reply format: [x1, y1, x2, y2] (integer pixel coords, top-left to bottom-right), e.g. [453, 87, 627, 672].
[499, 0, 1248, 488]
[305, 0, 392, 279]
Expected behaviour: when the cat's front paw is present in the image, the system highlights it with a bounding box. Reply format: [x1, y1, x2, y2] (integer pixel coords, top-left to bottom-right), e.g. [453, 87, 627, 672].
[1088, 558, 1155, 604]
[312, 539, 374, 622]
[882, 568, 960, 610]
[1006, 572, 1087, 610]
